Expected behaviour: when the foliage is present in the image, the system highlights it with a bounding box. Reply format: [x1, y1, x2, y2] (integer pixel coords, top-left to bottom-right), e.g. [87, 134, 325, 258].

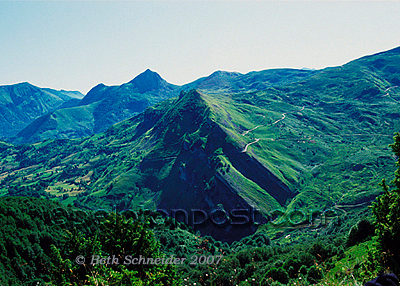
[1, 47, 400, 285]
[0, 194, 396, 285]
[346, 218, 375, 247]
[50, 212, 177, 285]
[0, 197, 77, 285]
[265, 267, 289, 284]
[0, 197, 177, 285]
[370, 132, 400, 275]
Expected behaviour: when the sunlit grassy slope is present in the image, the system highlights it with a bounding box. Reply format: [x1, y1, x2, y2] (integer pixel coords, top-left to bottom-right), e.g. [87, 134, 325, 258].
[0, 82, 83, 139]
[1, 47, 399, 241]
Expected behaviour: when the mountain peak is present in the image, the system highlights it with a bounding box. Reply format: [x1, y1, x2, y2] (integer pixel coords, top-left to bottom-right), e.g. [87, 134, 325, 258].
[15, 81, 32, 87]
[129, 69, 165, 93]
[208, 70, 242, 78]
[7, 82, 43, 96]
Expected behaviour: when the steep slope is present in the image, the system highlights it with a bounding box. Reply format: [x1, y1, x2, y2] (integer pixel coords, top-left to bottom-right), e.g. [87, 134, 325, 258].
[182, 69, 317, 94]
[0, 82, 83, 139]
[1, 47, 400, 241]
[0, 90, 295, 241]
[130, 90, 293, 240]
[12, 69, 180, 143]
[10, 69, 319, 144]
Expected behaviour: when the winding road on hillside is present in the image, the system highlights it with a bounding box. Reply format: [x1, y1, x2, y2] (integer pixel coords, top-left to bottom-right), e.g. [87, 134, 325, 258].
[241, 106, 305, 152]
[242, 125, 262, 136]
[383, 85, 399, 103]
[242, 138, 260, 153]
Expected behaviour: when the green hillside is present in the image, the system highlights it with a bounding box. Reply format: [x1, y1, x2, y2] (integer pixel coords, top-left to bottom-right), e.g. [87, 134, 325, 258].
[1, 46, 400, 285]
[0, 82, 83, 139]
[12, 69, 180, 144]
[1, 47, 400, 243]
[11, 68, 319, 144]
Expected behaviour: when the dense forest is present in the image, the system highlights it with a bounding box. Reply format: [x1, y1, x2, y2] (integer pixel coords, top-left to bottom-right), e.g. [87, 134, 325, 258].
[1, 46, 400, 285]
[0, 132, 399, 285]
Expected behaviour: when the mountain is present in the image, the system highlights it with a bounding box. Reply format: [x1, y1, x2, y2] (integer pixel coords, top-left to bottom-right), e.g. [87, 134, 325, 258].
[11, 69, 319, 144]
[0, 82, 83, 139]
[191, 69, 318, 93]
[12, 69, 180, 144]
[1, 47, 400, 242]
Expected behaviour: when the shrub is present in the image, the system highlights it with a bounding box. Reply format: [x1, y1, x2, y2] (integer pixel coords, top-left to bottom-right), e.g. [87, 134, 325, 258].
[346, 218, 375, 247]
[265, 267, 289, 284]
[307, 264, 324, 283]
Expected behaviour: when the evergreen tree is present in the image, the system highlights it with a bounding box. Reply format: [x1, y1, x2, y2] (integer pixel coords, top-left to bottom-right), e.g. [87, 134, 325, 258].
[371, 132, 400, 274]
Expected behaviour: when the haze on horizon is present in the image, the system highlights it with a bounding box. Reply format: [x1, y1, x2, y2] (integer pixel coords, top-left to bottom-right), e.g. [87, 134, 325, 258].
[1, 1, 400, 94]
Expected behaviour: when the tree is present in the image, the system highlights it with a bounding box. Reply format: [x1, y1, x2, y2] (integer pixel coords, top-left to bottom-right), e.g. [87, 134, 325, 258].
[264, 267, 289, 284]
[50, 213, 176, 285]
[346, 218, 375, 247]
[371, 132, 400, 274]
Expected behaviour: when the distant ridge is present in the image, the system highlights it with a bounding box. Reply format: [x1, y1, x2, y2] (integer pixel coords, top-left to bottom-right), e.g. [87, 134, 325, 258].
[6, 45, 400, 143]
[0, 82, 83, 138]
[1, 46, 400, 242]
[12, 70, 180, 144]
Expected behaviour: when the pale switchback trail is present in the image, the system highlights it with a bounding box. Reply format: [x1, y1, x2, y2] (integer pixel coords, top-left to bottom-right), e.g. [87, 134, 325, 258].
[242, 138, 260, 153]
[241, 106, 304, 152]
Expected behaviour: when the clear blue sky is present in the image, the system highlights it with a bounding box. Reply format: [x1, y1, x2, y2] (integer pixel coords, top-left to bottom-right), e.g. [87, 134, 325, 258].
[1, 1, 400, 94]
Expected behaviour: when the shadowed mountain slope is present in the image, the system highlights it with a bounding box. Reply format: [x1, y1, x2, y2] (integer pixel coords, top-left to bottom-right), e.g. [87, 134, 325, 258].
[12, 70, 180, 143]
[1, 47, 400, 241]
[0, 82, 83, 139]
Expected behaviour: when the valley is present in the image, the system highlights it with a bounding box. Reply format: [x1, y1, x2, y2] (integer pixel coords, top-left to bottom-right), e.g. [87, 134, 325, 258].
[0, 46, 400, 285]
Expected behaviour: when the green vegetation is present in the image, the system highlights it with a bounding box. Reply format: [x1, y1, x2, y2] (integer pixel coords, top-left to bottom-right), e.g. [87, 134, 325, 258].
[0, 131, 399, 284]
[0, 47, 400, 284]
[0, 82, 82, 139]
[0, 197, 177, 285]
[0, 195, 383, 285]
[51, 213, 176, 285]
[368, 132, 400, 275]
[11, 69, 180, 144]
[0, 197, 86, 285]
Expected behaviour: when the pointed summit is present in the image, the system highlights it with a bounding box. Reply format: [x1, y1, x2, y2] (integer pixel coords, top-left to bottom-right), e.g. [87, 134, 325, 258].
[129, 69, 166, 93]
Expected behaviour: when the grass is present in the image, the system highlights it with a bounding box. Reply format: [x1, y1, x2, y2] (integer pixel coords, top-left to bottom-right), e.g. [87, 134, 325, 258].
[323, 240, 375, 285]
[0, 49, 399, 244]
[218, 155, 281, 213]
[45, 182, 83, 197]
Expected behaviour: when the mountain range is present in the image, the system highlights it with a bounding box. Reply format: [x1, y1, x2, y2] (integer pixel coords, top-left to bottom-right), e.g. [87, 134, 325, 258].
[0, 82, 83, 140]
[2, 67, 323, 144]
[1, 47, 400, 241]
[10, 69, 180, 144]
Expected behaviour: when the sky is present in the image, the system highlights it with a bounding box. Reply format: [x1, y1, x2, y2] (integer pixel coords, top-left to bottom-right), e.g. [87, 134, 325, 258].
[1, 1, 400, 95]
